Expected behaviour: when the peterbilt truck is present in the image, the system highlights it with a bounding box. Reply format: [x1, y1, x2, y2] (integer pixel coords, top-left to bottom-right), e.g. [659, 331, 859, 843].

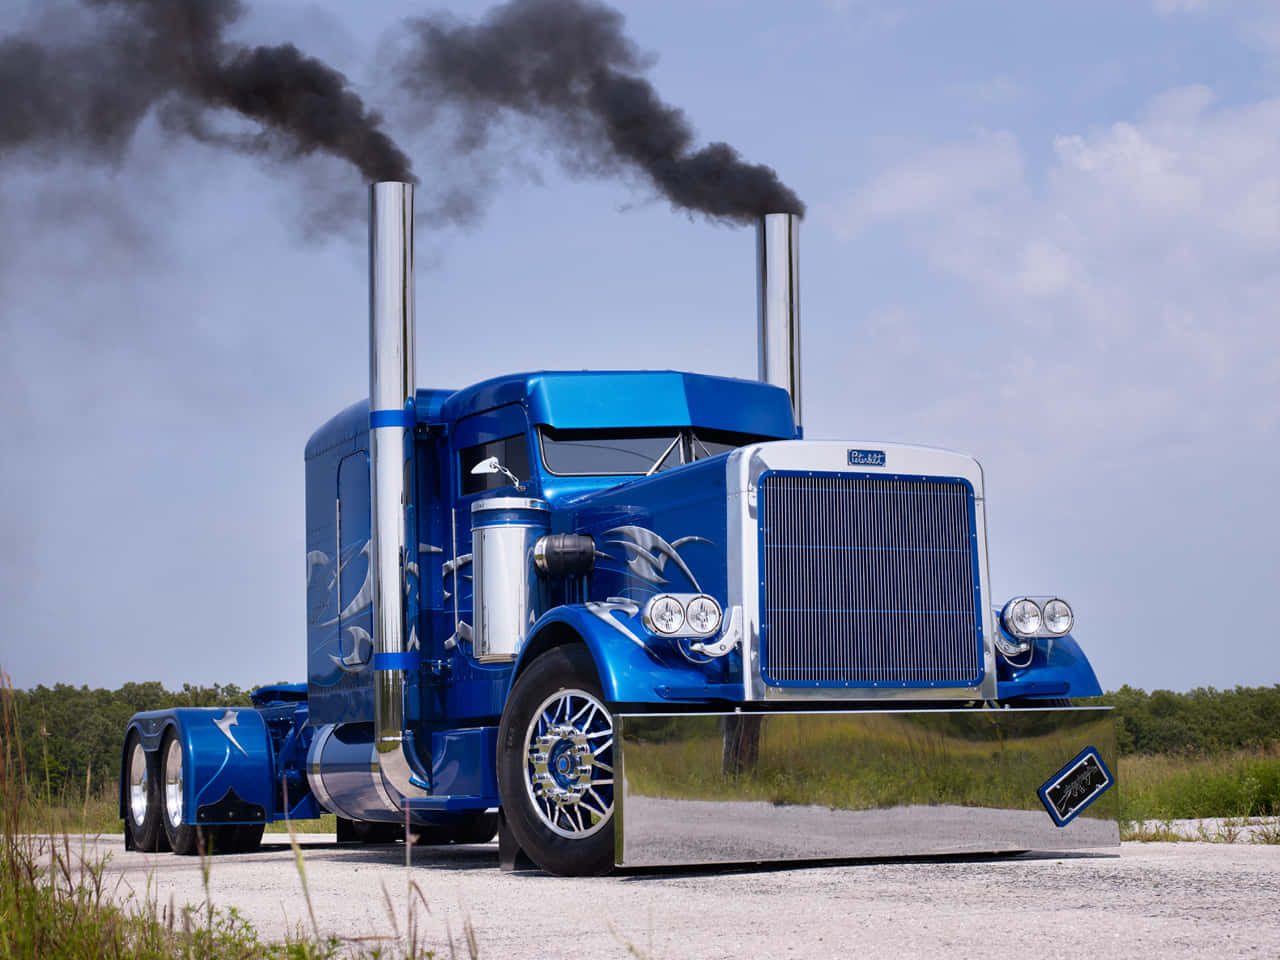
[121, 183, 1117, 876]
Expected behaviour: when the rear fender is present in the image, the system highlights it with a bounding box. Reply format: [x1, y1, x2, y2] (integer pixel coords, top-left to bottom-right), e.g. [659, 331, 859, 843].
[122, 707, 276, 825]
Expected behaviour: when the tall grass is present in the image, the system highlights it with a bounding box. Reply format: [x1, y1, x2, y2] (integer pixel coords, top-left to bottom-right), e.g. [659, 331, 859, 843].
[1116, 745, 1280, 821]
[0, 670, 464, 959]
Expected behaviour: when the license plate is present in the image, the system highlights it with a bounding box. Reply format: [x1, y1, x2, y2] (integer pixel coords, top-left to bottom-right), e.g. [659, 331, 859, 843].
[1038, 746, 1113, 827]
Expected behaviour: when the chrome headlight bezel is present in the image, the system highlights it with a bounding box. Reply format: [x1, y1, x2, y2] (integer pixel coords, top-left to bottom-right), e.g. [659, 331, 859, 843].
[999, 596, 1075, 641]
[1004, 598, 1042, 637]
[642, 593, 723, 639]
[684, 595, 722, 636]
[1043, 598, 1074, 635]
[643, 595, 685, 635]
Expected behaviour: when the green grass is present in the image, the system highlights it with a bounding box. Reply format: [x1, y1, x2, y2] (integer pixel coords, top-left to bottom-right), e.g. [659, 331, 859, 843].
[1, 672, 462, 960]
[17, 794, 338, 836]
[266, 815, 338, 835]
[1115, 745, 1280, 821]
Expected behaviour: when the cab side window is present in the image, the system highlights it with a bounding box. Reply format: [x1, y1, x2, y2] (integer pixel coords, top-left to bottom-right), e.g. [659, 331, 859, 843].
[459, 434, 530, 495]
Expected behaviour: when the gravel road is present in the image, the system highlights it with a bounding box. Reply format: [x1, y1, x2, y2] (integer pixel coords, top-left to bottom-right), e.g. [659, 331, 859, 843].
[77, 833, 1279, 959]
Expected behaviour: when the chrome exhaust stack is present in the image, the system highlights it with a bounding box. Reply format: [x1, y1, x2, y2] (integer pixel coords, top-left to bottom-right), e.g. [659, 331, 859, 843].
[368, 181, 429, 806]
[756, 213, 802, 433]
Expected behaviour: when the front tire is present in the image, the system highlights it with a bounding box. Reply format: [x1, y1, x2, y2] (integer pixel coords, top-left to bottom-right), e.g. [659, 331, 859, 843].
[124, 732, 168, 852]
[497, 644, 615, 876]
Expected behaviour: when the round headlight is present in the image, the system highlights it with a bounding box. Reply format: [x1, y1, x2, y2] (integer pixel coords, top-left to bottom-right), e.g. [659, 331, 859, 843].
[685, 596, 722, 635]
[1005, 598, 1042, 637]
[1043, 598, 1073, 635]
[646, 595, 685, 635]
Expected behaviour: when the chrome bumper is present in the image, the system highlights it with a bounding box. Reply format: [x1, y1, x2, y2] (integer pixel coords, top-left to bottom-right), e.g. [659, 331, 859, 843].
[614, 706, 1118, 868]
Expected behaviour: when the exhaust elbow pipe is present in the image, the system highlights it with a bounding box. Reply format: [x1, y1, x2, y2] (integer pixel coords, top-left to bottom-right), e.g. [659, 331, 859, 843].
[369, 181, 430, 805]
[756, 213, 802, 434]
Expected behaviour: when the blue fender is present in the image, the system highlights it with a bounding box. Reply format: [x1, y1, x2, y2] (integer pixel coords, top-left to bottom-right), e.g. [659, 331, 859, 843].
[995, 632, 1103, 701]
[123, 707, 276, 825]
[515, 604, 729, 705]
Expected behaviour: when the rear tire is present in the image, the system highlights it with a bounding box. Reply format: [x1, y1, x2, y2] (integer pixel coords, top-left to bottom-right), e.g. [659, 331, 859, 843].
[497, 644, 614, 876]
[124, 732, 168, 852]
[160, 731, 214, 856]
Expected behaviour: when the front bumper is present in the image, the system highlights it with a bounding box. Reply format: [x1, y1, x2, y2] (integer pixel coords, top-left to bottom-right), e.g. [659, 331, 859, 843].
[614, 706, 1117, 868]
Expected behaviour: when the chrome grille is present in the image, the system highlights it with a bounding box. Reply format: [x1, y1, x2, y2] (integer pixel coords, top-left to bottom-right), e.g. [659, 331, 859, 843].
[758, 473, 983, 688]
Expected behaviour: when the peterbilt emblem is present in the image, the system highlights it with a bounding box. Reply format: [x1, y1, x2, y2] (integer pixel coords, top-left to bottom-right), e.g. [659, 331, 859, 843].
[847, 449, 886, 467]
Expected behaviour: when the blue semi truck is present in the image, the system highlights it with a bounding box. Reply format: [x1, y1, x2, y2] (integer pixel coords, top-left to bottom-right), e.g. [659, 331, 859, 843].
[121, 184, 1116, 876]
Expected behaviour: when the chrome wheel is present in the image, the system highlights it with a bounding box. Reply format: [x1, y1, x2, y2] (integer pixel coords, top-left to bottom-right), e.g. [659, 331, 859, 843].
[163, 737, 184, 828]
[128, 741, 149, 828]
[522, 688, 614, 838]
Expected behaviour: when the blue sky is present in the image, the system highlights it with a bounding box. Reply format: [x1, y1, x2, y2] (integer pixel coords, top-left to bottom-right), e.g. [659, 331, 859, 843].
[2, 0, 1276, 693]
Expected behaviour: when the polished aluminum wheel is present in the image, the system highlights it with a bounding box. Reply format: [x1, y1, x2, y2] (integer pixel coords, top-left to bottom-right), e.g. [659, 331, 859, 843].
[163, 737, 184, 828]
[128, 741, 149, 828]
[522, 688, 613, 838]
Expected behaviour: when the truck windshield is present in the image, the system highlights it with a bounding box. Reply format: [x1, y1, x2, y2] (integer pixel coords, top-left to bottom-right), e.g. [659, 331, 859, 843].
[539, 427, 770, 476]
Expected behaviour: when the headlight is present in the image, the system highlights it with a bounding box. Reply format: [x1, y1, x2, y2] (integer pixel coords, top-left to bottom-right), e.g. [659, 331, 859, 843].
[1043, 598, 1073, 635]
[685, 595, 722, 635]
[1003, 598, 1042, 637]
[642, 593, 725, 637]
[644, 595, 685, 635]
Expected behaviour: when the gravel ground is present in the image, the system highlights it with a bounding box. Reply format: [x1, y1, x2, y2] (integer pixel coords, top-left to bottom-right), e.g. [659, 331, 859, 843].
[77, 833, 1280, 960]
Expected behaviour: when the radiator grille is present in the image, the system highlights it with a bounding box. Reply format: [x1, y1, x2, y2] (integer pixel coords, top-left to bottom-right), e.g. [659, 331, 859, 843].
[758, 473, 983, 688]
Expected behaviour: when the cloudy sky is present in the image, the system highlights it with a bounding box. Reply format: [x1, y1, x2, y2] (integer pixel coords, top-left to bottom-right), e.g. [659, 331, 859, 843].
[1, 0, 1275, 694]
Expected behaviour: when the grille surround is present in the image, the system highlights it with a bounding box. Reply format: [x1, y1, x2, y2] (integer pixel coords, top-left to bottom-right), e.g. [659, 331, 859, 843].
[757, 470, 985, 689]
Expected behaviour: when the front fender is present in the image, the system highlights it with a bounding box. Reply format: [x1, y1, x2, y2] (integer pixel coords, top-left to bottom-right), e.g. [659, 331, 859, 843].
[122, 707, 276, 825]
[996, 632, 1103, 700]
[516, 604, 732, 705]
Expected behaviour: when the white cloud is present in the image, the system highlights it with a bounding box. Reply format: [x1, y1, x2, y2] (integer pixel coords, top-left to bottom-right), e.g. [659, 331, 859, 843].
[834, 86, 1280, 461]
[841, 131, 1024, 227]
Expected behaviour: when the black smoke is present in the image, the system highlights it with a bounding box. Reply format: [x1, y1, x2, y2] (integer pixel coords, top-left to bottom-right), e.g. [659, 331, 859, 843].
[397, 0, 804, 222]
[1, 0, 804, 221]
[0, 0, 412, 182]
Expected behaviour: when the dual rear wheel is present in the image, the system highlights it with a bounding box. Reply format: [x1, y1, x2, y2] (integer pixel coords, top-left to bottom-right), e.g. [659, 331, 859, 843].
[124, 730, 263, 855]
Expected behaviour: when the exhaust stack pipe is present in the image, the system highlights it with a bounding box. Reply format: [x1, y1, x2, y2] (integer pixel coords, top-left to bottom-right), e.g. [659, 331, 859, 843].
[756, 213, 802, 433]
[369, 181, 429, 806]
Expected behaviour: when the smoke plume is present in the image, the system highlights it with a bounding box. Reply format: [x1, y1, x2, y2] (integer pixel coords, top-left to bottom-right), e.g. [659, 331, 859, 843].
[1, 0, 803, 221]
[396, 0, 804, 222]
[0, 0, 412, 182]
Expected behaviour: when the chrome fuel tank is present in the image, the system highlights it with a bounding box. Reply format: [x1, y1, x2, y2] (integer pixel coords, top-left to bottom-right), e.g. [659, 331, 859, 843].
[471, 498, 550, 662]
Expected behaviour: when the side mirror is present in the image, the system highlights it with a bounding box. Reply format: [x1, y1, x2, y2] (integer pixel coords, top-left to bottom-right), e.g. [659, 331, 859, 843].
[470, 456, 524, 490]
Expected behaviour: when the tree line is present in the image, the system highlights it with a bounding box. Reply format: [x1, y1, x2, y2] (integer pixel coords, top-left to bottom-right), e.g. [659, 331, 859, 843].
[7, 682, 253, 804]
[1096, 685, 1280, 756]
[5, 681, 1279, 804]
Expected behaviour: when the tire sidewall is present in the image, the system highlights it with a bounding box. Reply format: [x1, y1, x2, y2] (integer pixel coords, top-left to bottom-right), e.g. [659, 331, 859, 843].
[123, 730, 168, 852]
[497, 644, 614, 876]
[159, 730, 206, 856]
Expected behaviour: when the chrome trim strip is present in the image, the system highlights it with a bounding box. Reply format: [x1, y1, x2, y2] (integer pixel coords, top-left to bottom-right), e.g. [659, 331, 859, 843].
[615, 707, 1118, 867]
[470, 497, 551, 514]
